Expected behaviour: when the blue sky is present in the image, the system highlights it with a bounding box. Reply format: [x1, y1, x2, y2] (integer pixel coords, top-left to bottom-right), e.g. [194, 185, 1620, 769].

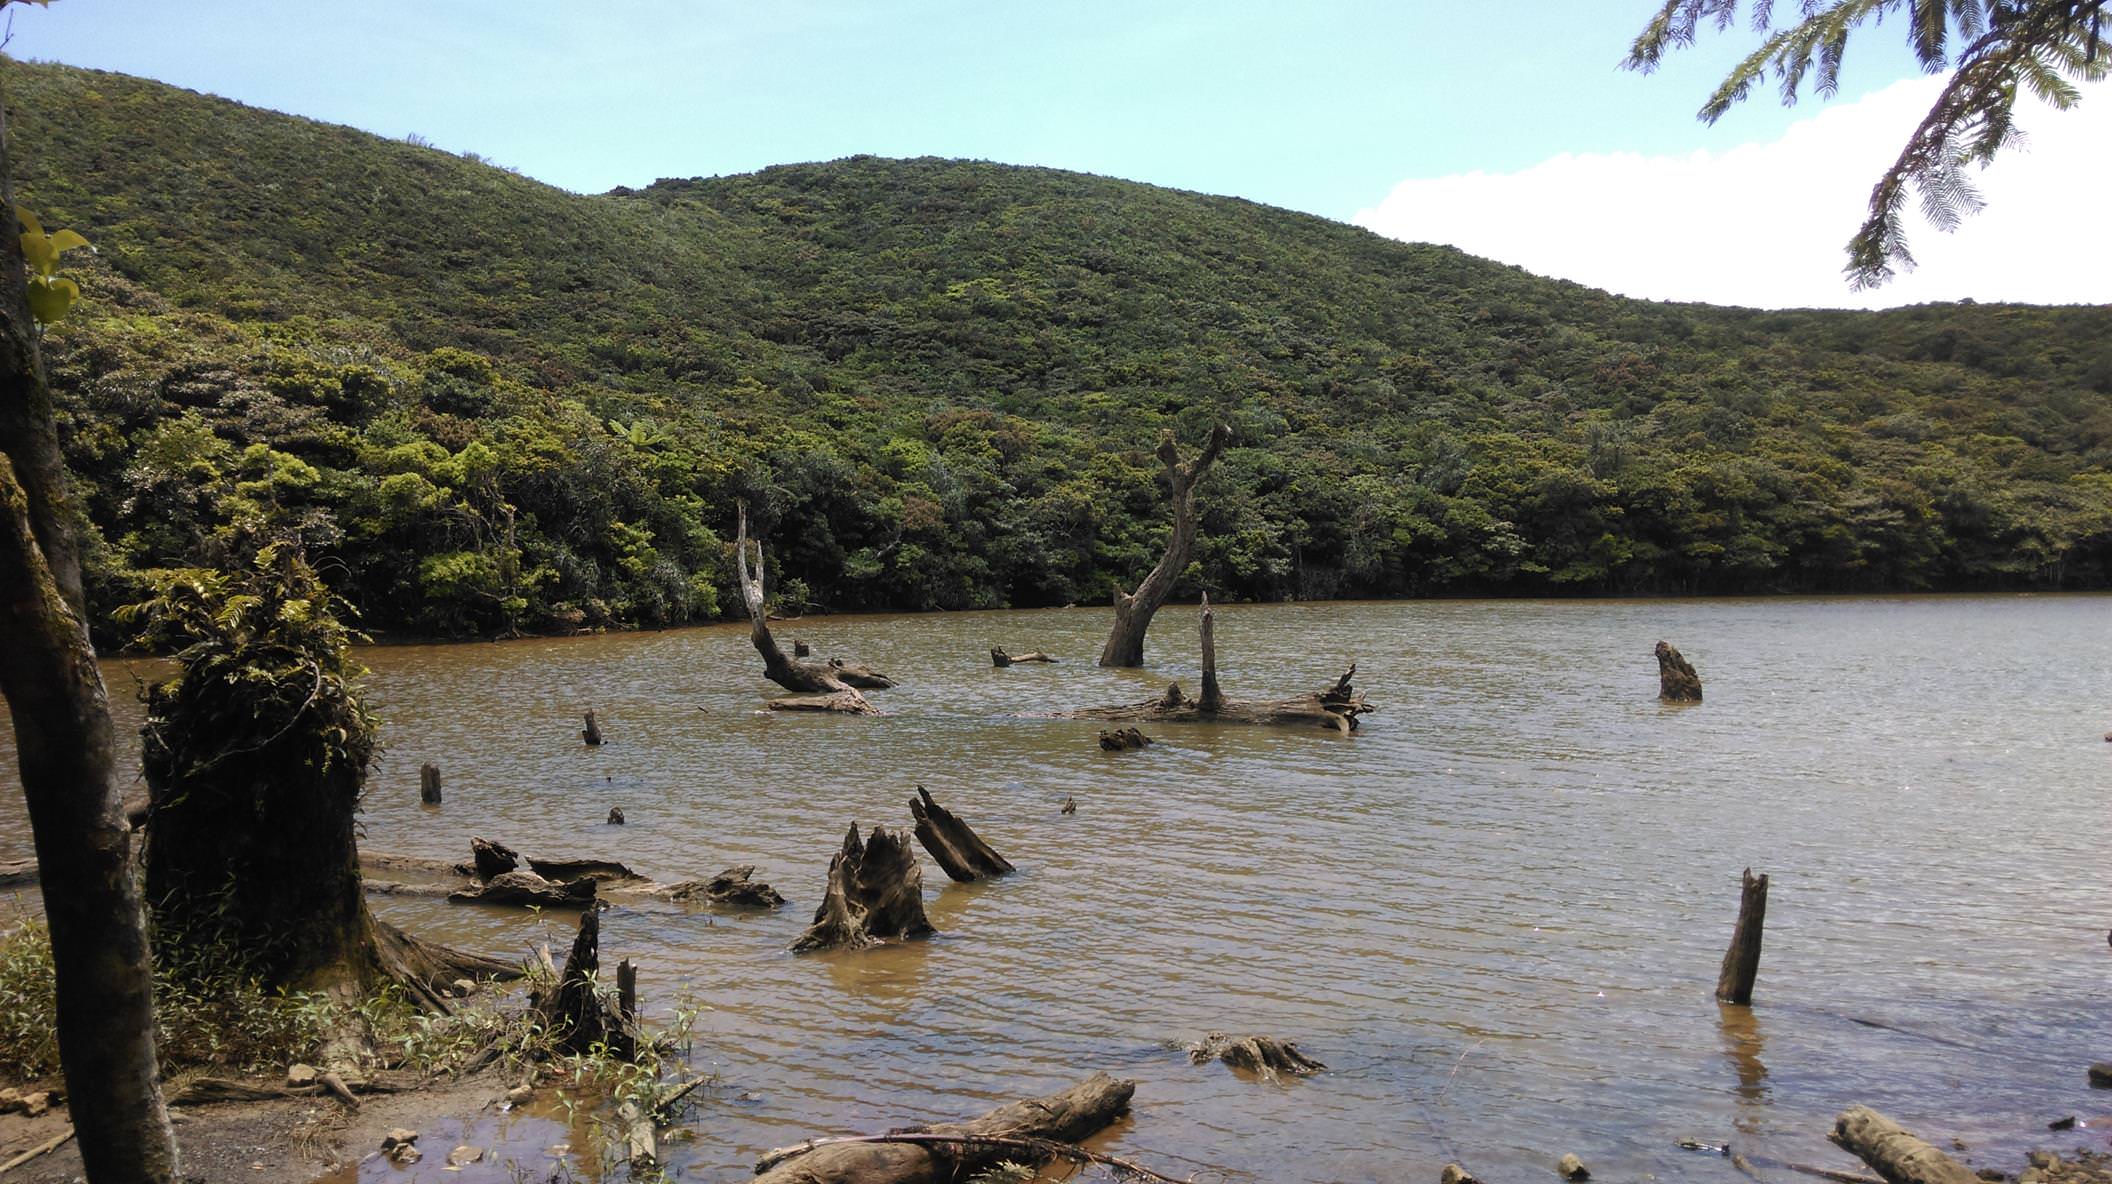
[12, 2, 2106, 307]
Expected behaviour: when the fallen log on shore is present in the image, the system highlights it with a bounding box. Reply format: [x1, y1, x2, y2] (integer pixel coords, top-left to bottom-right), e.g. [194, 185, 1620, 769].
[753, 1072, 1139, 1184]
[791, 824, 932, 952]
[909, 786, 1015, 882]
[1069, 597, 1371, 733]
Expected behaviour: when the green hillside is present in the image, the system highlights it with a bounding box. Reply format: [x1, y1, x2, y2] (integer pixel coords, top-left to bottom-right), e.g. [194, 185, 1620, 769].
[10, 61, 2111, 640]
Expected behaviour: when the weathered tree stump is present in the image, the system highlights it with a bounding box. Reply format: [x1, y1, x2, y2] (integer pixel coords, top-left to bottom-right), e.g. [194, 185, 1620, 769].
[1074, 604, 1372, 732]
[1829, 1106, 1979, 1184]
[658, 865, 786, 907]
[582, 710, 604, 745]
[450, 870, 596, 908]
[1098, 727, 1153, 751]
[992, 647, 1057, 666]
[533, 906, 637, 1060]
[736, 504, 884, 708]
[1100, 424, 1231, 667]
[607, 807, 625, 825]
[793, 639, 811, 657]
[754, 1072, 1136, 1184]
[470, 837, 519, 881]
[909, 786, 1015, 882]
[791, 824, 933, 952]
[526, 856, 642, 884]
[418, 763, 441, 805]
[1715, 867, 1768, 1005]
[1187, 1033, 1326, 1082]
[1656, 640, 1703, 702]
[1060, 796, 1077, 815]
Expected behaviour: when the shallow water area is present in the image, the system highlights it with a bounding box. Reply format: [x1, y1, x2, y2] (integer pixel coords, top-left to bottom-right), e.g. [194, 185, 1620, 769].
[4, 595, 2111, 1183]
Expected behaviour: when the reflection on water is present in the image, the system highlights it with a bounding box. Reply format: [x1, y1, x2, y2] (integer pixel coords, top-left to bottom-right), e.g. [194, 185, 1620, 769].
[4, 595, 2111, 1183]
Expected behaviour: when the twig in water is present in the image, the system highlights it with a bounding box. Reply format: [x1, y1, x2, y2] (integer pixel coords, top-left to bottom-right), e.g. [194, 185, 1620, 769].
[1435, 1038, 1486, 1104]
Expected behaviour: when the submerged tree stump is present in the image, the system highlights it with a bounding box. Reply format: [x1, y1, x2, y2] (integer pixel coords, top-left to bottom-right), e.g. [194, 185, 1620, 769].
[1829, 1106, 1978, 1184]
[992, 647, 1056, 666]
[658, 865, 786, 907]
[582, 710, 604, 745]
[533, 906, 637, 1060]
[470, 837, 519, 881]
[418, 763, 441, 805]
[791, 824, 933, 952]
[909, 786, 1015, 882]
[1715, 868, 1768, 1005]
[1656, 640, 1703, 702]
[1099, 727, 1153, 751]
[736, 504, 885, 710]
[754, 1072, 1136, 1184]
[1187, 1033, 1326, 1082]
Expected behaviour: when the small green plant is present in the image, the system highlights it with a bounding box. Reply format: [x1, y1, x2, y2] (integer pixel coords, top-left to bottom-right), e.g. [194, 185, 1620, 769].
[15, 205, 89, 326]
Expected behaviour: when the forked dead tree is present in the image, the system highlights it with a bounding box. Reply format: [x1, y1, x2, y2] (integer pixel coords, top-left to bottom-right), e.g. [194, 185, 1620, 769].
[1072, 598, 1372, 733]
[736, 504, 878, 713]
[1099, 424, 1230, 667]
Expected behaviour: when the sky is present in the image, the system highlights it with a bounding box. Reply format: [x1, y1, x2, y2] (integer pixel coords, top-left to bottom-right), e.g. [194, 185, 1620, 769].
[11, 1, 2109, 309]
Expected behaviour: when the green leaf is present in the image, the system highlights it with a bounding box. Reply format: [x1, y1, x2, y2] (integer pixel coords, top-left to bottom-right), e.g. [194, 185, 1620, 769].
[24, 276, 76, 324]
[49, 229, 88, 255]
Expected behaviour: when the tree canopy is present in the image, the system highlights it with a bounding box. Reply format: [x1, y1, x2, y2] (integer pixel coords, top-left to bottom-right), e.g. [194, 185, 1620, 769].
[1626, 0, 2112, 288]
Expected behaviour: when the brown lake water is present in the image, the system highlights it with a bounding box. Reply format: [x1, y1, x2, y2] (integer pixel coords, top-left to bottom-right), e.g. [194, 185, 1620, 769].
[4, 596, 2111, 1183]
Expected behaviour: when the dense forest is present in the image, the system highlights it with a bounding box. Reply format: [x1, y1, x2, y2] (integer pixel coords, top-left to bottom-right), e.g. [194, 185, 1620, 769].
[10, 62, 2111, 642]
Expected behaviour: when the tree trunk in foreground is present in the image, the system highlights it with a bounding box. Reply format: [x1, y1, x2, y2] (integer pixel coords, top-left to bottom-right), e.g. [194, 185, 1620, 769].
[0, 73, 181, 1182]
[1098, 424, 1229, 668]
[1714, 868, 1768, 1005]
[754, 1072, 1135, 1184]
[0, 459, 181, 1184]
[735, 504, 875, 710]
[1829, 1106, 1979, 1184]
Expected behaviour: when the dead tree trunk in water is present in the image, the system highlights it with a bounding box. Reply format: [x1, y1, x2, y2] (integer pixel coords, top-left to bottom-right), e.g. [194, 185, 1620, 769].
[1656, 640, 1703, 702]
[736, 504, 876, 711]
[419, 762, 442, 804]
[909, 786, 1015, 882]
[1715, 868, 1768, 1005]
[1074, 604, 1371, 732]
[1198, 593, 1225, 712]
[534, 906, 637, 1060]
[792, 824, 933, 952]
[991, 647, 1056, 666]
[1098, 424, 1230, 668]
[754, 1072, 1135, 1184]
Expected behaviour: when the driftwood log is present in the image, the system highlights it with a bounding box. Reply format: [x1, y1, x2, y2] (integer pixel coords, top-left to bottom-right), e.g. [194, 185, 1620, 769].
[791, 824, 933, 952]
[736, 504, 882, 712]
[450, 870, 596, 907]
[991, 647, 1056, 666]
[1073, 600, 1371, 733]
[1828, 1106, 1979, 1184]
[1657, 640, 1703, 702]
[658, 865, 786, 907]
[533, 906, 638, 1060]
[1716, 868, 1768, 1005]
[1100, 423, 1230, 667]
[1188, 1033, 1326, 1082]
[754, 1072, 1136, 1184]
[909, 786, 1015, 882]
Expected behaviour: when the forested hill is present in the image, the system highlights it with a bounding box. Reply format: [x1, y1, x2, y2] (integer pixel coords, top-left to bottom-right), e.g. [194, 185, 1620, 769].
[10, 61, 2112, 641]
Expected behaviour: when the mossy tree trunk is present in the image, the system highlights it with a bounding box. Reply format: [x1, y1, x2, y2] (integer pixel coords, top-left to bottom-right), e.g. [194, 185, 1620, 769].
[1098, 424, 1229, 668]
[138, 545, 511, 1012]
[0, 74, 182, 1184]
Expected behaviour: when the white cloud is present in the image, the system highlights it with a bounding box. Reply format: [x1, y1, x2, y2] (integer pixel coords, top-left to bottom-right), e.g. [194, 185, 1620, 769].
[1352, 78, 2112, 310]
